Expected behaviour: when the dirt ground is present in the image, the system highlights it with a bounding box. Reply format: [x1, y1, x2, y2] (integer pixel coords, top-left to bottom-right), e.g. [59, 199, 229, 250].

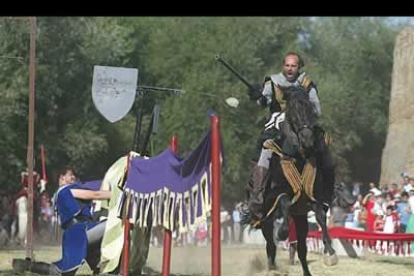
[1, 244, 414, 276]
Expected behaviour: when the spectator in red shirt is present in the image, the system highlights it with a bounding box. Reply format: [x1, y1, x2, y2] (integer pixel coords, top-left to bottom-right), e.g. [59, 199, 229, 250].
[362, 192, 376, 232]
[389, 183, 399, 197]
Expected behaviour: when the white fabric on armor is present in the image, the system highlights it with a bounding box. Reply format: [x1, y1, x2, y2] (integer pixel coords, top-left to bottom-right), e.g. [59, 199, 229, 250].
[258, 148, 273, 169]
[265, 112, 285, 131]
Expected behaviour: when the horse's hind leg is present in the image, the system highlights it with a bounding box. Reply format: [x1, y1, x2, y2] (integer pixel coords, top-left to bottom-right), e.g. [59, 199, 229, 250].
[262, 220, 277, 270]
[314, 202, 338, 266]
[276, 194, 291, 241]
[293, 215, 312, 276]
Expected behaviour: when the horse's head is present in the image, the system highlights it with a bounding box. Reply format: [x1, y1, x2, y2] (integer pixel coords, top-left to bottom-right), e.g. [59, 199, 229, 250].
[284, 87, 318, 156]
[333, 182, 357, 208]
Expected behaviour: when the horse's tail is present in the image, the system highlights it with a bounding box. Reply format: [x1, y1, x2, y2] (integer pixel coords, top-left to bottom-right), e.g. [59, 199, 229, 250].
[239, 207, 251, 227]
[239, 203, 261, 231]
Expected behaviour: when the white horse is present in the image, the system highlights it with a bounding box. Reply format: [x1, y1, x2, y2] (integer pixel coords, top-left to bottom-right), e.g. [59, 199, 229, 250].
[11, 172, 44, 246]
[13, 194, 28, 245]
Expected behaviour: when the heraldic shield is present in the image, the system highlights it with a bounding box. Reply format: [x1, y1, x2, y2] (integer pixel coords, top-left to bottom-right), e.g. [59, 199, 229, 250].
[92, 66, 138, 123]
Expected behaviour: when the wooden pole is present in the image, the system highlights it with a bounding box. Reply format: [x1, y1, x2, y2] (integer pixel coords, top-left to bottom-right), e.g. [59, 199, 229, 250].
[26, 16, 36, 261]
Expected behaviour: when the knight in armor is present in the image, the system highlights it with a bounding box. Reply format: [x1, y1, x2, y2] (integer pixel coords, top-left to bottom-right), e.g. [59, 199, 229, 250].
[13, 166, 111, 276]
[246, 52, 335, 222]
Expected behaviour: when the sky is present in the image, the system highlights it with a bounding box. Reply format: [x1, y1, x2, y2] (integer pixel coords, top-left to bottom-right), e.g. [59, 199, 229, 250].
[388, 17, 414, 26]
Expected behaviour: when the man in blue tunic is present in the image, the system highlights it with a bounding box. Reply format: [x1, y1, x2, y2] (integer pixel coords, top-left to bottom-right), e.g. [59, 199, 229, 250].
[13, 166, 111, 275]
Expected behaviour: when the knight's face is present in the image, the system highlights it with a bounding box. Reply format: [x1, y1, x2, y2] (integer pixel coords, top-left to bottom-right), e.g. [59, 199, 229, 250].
[59, 170, 76, 186]
[282, 55, 300, 82]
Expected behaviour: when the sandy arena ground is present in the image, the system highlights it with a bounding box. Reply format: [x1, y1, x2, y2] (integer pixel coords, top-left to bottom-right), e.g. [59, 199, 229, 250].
[1, 244, 414, 276]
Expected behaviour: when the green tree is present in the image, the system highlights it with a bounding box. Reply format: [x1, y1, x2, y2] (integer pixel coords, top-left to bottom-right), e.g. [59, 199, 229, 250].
[302, 17, 398, 182]
[0, 17, 137, 192]
[125, 17, 308, 205]
[0, 16, 406, 204]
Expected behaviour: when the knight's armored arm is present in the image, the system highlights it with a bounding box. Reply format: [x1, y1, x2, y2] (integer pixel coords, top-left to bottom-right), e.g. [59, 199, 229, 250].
[248, 83, 263, 100]
[258, 79, 273, 107]
[309, 87, 321, 117]
[248, 83, 269, 109]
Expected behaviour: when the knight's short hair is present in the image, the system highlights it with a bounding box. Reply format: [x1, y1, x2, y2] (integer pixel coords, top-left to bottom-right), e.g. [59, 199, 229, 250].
[283, 52, 304, 69]
[58, 165, 75, 177]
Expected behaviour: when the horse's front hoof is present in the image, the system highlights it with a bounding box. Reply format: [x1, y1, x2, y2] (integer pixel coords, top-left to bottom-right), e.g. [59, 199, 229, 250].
[268, 264, 277, 271]
[323, 252, 338, 266]
[267, 257, 277, 271]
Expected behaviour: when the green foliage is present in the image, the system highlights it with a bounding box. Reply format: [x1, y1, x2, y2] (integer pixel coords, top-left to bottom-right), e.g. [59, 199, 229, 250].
[0, 17, 406, 202]
[301, 17, 398, 182]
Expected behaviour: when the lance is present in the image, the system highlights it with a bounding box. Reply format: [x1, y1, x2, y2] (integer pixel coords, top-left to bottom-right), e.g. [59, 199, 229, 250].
[41, 144, 47, 184]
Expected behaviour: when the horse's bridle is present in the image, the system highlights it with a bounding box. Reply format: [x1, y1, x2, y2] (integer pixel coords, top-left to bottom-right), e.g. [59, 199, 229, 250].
[297, 124, 312, 133]
[293, 123, 315, 158]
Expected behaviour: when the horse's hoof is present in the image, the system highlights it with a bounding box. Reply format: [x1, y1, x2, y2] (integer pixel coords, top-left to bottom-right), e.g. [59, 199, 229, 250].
[323, 253, 338, 266]
[268, 264, 277, 271]
[267, 258, 277, 271]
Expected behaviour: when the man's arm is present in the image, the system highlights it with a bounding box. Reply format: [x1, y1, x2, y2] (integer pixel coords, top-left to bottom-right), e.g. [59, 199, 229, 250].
[259, 80, 273, 107]
[248, 78, 271, 107]
[71, 189, 111, 200]
[308, 87, 321, 117]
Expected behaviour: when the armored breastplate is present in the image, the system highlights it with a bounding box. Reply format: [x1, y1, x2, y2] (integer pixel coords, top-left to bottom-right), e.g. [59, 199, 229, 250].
[269, 72, 313, 112]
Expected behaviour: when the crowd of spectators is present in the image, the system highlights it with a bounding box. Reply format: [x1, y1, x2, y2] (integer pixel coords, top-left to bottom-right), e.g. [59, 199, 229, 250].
[330, 172, 414, 238]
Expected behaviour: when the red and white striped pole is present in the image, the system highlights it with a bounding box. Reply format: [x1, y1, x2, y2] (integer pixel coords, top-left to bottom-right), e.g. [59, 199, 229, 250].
[161, 135, 178, 276]
[210, 115, 221, 276]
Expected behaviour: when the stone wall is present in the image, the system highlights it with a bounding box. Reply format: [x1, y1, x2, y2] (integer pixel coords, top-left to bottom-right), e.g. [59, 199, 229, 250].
[381, 27, 414, 184]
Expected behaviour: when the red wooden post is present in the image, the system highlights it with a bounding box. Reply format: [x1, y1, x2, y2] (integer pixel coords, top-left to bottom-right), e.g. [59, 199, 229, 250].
[122, 153, 132, 276]
[162, 135, 178, 276]
[210, 115, 221, 276]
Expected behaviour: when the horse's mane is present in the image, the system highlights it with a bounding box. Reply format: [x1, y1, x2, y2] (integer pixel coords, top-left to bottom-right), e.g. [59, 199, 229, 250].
[285, 87, 317, 130]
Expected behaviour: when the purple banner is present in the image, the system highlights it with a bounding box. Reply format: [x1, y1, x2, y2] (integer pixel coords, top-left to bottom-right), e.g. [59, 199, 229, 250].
[121, 131, 217, 233]
[82, 180, 102, 191]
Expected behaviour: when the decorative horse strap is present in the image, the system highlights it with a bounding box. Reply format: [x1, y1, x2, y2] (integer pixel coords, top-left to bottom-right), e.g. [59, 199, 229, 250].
[324, 132, 332, 147]
[252, 192, 288, 229]
[263, 139, 317, 204]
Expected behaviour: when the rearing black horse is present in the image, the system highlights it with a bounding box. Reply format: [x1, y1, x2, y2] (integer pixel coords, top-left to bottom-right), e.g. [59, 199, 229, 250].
[252, 87, 355, 276]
